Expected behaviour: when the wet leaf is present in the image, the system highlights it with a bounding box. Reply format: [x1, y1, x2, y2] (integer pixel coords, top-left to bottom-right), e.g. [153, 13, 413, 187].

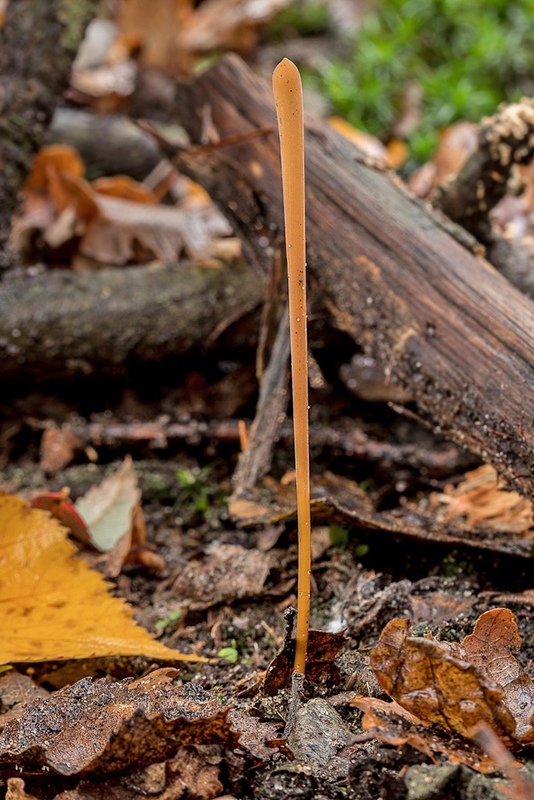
[264, 629, 347, 696]
[0, 494, 196, 663]
[370, 609, 534, 747]
[0, 670, 237, 776]
[352, 695, 498, 773]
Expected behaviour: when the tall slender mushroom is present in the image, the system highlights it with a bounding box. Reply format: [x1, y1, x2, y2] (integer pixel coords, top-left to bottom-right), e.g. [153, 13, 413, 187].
[273, 58, 311, 676]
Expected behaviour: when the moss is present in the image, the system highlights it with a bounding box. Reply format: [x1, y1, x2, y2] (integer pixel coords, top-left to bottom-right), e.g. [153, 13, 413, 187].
[58, 0, 95, 52]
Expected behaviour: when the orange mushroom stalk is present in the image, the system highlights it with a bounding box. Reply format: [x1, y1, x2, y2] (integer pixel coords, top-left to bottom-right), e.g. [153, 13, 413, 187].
[272, 58, 311, 676]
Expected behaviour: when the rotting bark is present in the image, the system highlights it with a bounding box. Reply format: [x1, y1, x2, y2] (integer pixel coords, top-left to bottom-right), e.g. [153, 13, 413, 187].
[232, 305, 291, 495]
[434, 99, 534, 237]
[171, 55, 534, 500]
[0, 0, 98, 270]
[0, 260, 263, 379]
[48, 109, 165, 182]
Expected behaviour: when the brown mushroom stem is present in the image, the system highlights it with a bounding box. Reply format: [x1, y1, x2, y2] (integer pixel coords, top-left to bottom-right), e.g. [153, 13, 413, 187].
[273, 58, 311, 676]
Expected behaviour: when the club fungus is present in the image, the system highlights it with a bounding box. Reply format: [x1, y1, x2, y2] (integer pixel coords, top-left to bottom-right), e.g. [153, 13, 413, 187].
[273, 58, 311, 677]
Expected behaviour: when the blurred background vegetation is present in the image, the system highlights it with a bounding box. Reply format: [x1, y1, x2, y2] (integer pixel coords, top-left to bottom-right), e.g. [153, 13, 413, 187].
[268, 0, 534, 167]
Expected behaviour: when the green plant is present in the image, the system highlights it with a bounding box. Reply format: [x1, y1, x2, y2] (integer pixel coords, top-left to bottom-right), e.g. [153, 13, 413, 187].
[218, 641, 239, 663]
[311, 0, 534, 166]
[154, 609, 182, 632]
[176, 463, 217, 516]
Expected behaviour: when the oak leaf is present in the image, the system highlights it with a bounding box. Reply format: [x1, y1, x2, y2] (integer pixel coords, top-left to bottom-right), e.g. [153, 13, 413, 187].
[0, 494, 197, 664]
[370, 609, 534, 747]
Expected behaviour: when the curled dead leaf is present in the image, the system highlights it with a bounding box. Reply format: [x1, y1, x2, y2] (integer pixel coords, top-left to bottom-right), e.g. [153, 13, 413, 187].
[264, 627, 347, 696]
[352, 695, 498, 773]
[370, 609, 534, 748]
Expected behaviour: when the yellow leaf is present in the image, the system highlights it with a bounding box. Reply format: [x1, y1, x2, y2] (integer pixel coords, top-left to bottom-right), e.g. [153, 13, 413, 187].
[0, 494, 200, 664]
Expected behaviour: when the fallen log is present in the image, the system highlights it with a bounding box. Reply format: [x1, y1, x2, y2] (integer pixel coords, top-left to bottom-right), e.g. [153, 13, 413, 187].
[0, 260, 263, 379]
[172, 55, 534, 499]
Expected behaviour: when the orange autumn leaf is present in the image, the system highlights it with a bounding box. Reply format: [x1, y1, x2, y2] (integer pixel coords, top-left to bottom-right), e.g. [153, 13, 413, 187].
[0, 494, 200, 664]
[23, 145, 85, 195]
[92, 175, 158, 204]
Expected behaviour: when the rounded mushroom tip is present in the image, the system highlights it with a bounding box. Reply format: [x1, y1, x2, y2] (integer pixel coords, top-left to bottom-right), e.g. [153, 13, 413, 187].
[273, 57, 298, 80]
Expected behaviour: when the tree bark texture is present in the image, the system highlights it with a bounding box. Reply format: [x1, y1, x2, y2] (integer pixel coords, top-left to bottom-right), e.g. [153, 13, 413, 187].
[0, 260, 263, 379]
[172, 55, 534, 499]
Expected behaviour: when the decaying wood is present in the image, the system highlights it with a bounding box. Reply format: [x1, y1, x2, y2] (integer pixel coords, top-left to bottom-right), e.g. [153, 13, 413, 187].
[48, 109, 163, 181]
[434, 99, 534, 236]
[172, 55, 534, 500]
[0, 260, 263, 379]
[232, 305, 290, 495]
[0, 0, 98, 269]
[25, 415, 471, 479]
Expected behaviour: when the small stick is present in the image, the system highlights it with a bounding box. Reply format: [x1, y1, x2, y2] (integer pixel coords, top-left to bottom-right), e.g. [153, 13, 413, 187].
[273, 58, 311, 676]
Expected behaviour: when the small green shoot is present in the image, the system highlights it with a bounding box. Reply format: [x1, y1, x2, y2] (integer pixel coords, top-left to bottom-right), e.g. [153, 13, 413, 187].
[329, 524, 349, 550]
[155, 609, 182, 633]
[218, 640, 239, 663]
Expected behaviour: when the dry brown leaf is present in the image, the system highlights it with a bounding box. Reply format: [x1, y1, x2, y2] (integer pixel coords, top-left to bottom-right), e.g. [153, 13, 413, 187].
[171, 543, 274, 610]
[23, 145, 85, 196]
[433, 465, 534, 535]
[371, 617, 516, 741]
[39, 426, 81, 473]
[409, 120, 478, 197]
[462, 609, 534, 741]
[0, 673, 49, 730]
[5, 778, 37, 800]
[352, 695, 498, 773]
[80, 194, 231, 263]
[263, 629, 347, 696]
[327, 117, 388, 166]
[0, 494, 196, 664]
[120, 0, 291, 73]
[0, 669, 237, 776]
[370, 609, 534, 747]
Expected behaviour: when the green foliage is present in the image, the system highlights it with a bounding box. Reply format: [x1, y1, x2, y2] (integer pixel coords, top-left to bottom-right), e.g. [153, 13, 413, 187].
[218, 642, 239, 663]
[176, 463, 217, 516]
[329, 524, 350, 550]
[154, 609, 182, 632]
[267, 1, 330, 39]
[313, 0, 534, 164]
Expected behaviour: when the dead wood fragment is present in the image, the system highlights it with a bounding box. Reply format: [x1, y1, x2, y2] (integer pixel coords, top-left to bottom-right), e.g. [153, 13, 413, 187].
[0, 260, 263, 379]
[229, 471, 534, 557]
[170, 55, 534, 502]
[434, 99, 534, 236]
[232, 305, 290, 496]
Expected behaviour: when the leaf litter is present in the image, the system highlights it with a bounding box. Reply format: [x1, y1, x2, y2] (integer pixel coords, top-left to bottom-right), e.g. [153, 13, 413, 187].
[0, 667, 281, 776]
[32, 458, 165, 576]
[353, 608, 534, 775]
[0, 493, 196, 664]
